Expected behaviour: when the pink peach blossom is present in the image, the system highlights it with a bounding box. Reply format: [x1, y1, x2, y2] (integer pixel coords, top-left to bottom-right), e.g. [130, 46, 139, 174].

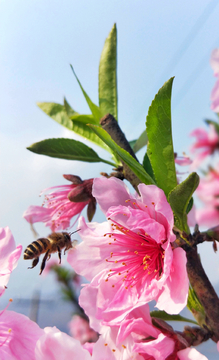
[196, 166, 219, 227]
[211, 49, 219, 112]
[0, 227, 22, 297]
[190, 125, 219, 169]
[0, 310, 43, 360]
[68, 177, 189, 328]
[175, 155, 192, 166]
[35, 326, 91, 360]
[68, 315, 98, 344]
[23, 175, 96, 231]
[91, 304, 208, 360]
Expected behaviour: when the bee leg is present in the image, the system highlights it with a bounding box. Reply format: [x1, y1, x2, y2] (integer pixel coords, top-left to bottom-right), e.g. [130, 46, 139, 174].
[57, 246, 62, 264]
[39, 250, 50, 275]
[28, 257, 39, 269]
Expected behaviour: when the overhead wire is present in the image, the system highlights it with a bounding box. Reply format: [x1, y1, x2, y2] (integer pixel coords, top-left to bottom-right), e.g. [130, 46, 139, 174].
[136, 0, 218, 122]
[154, 0, 218, 93]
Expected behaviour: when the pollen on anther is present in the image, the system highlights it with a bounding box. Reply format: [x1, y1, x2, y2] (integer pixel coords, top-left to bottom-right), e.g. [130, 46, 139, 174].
[109, 243, 112, 245]
[9, 298, 13, 302]
[8, 328, 12, 333]
[134, 251, 138, 254]
[122, 345, 126, 349]
[104, 343, 108, 346]
[112, 285, 115, 288]
[105, 279, 108, 282]
[152, 202, 155, 205]
[112, 349, 116, 352]
[106, 259, 108, 262]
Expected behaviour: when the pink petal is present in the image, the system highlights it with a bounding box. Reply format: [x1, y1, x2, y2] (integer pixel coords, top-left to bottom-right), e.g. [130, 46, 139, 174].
[0, 227, 22, 297]
[133, 332, 175, 360]
[92, 177, 134, 214]
[67, 217, 111, 281]
[23, 205, 53, 224]
[177, 347, 208, 360]
[0, 310, 43, 360]
[210, 48, 219, 76]
[155, 247, 188, 314]
[196, 207, 219, 227]
[211, 79, 219, 112]
[35, 327, 91, 360]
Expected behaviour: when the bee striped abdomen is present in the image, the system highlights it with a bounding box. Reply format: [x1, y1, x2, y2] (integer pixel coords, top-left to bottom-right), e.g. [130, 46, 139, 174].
[24, 238, 50, 259]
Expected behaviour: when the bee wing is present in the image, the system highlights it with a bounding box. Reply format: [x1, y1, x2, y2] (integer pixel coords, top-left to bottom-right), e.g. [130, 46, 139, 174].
[72, 240, 78, 248]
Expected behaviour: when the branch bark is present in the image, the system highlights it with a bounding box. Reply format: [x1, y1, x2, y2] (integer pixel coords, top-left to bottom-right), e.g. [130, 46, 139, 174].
[100, 113, 141, 191]
[186, 246, 219, 342]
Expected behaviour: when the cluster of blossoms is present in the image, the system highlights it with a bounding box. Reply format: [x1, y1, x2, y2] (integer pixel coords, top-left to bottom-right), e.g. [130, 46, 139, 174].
[1, 176, 212, 358]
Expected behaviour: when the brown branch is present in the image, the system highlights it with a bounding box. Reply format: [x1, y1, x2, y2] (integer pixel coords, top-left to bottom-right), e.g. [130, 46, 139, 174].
[186, 246, 219, 342]
[100, 113, 141, 191]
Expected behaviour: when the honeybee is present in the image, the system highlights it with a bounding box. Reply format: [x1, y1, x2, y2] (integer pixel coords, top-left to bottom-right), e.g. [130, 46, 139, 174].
[24, 230, 78, 275]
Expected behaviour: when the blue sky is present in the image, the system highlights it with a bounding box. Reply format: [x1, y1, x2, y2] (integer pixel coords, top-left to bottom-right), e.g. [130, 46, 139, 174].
[1, 1, 219, 352]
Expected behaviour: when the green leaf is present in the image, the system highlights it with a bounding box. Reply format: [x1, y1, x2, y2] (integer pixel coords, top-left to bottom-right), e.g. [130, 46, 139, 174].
[64, 98, 77, 117]
[70, 114, 97, 124]
[37, 102, 74, 130]
[143, 153, 156, 182]
[70, 65, 101, 123]
[187, 286, 206, 326]
[37, 102, 110, 151]
[27, 138, 115, 166]
[168, 172, 199, 232]
[89, 125, 156, 185]
[99, 23, 118, 120]
[186, 197, 193, 214]
[205, 119, 219, 134]
[71, 116, 111, 152]
[133, 129, 148, 153]
[146, 77, 177, 196]
[150, 310, 198, 325]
